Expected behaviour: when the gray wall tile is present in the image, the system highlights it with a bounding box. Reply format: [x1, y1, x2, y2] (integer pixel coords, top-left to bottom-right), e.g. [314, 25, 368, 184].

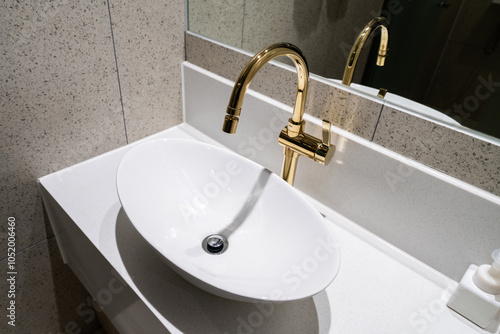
[110, 0, 184, 142]
[1, 0, 125, 258]
[188, 0, 245, 48]
[373, 106, 500, 195]
[0, 238, 100, 333]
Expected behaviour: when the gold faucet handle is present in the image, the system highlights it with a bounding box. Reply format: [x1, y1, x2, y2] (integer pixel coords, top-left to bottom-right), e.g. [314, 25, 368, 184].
[315, 120, 335, 166]
[322, 120, 331, 146]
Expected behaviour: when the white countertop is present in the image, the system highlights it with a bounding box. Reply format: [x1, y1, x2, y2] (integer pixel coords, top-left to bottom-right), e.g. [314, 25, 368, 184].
[39, 123, 498, 334]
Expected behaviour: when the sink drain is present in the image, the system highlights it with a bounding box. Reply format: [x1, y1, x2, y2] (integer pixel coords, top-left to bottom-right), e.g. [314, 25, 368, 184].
[202, 234, 228, 255]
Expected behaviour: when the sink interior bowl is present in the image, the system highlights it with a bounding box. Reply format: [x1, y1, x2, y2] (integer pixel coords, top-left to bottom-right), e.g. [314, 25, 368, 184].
[116, 138, 340, 302]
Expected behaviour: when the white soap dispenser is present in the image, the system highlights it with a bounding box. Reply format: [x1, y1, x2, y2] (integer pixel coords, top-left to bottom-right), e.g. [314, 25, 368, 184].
[473, 249, 500, 295]
[447, 249, 500, 329]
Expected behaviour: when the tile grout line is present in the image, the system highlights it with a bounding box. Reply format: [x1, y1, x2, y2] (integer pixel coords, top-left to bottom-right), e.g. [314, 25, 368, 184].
[0, 235, 58, 262]
[106, 0, 128, 144]
[240, 0, 246, 49]
[370, 103, 384, 142]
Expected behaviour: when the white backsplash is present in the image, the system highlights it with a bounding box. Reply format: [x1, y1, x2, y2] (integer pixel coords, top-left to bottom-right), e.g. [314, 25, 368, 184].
[182, 62, 500, 281]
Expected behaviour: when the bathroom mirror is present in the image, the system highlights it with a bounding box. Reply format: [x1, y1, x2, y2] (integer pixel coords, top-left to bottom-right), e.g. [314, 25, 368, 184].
[187, 0, 500, 139]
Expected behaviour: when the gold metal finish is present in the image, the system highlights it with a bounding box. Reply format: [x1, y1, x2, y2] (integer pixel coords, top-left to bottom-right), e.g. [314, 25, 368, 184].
[222, 114, 239, 133]
[222, 43, 309, 135]
[222, 43, 335, 185]
[281, 147, 300, 186]
[377, 88, 388, 98]
[278, 120, 335, 166]
[342, 17, 389, 86]
[322, 120, 331, 147]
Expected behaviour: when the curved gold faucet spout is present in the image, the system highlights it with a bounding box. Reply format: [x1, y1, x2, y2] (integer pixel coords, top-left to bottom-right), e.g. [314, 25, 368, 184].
[222, 43, 309, 137]
[222, 43, 335, 186]
[342, 17, 389, 86]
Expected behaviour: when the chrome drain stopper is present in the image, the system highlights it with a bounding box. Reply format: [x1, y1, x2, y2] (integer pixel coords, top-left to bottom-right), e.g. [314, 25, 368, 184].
[202, 234, 228, 255]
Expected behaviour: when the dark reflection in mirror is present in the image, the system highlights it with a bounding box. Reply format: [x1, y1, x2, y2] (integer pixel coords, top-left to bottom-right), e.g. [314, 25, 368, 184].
[188, 0, 500, 138]
[364, 0, 500, 138]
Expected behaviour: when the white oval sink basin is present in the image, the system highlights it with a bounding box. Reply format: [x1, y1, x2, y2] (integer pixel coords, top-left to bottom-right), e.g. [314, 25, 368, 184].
[116, 138, 340, 302]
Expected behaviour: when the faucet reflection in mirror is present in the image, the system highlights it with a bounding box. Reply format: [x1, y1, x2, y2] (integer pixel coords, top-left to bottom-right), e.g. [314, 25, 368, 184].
[343, 17, 389, 98]
[222, 43, 335, 186]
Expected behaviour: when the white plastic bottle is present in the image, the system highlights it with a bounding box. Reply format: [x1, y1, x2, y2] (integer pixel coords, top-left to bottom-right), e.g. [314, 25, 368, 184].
[473, 248, 500, 295]
[447, 249, 500, 328]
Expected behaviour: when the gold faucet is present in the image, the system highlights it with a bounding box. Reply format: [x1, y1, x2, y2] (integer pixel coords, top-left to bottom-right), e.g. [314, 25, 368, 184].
[342, 17, 389, 95]
[222, 43, 335, 186]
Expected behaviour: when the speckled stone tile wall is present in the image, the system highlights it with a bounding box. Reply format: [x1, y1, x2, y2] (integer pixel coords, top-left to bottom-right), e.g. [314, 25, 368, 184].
[1, 0, 124, 331]
[373, 106, 500, 196]
[185, 32, 382, 140]
[0, 238, 100, 333]
[188, 0, 245, 48]
[185, 32, 500, 197]
[1, 0, 185, 332]
[1, 0, 125, 257]
[110, 0, 184, 142]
